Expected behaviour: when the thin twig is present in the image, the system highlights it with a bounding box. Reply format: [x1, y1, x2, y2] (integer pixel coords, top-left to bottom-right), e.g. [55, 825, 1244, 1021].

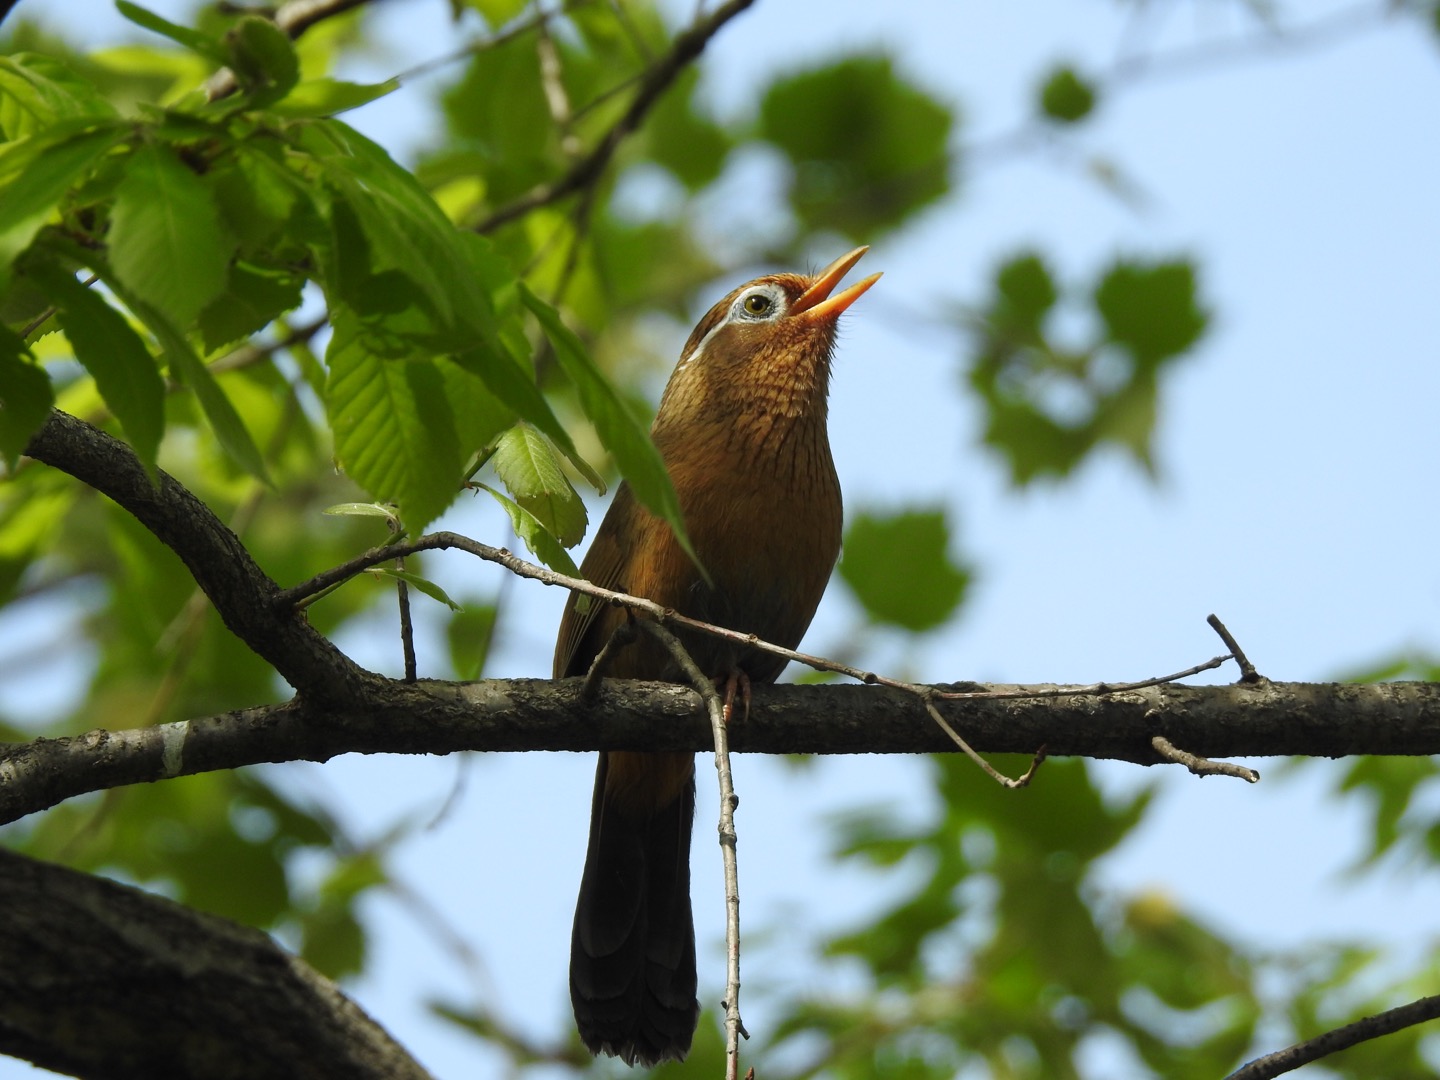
[1223, 993, 1440, 1080]
[1151, 735, 1259, 783]
[1208, 613, 1262, 683]
[396, 559, 416, 682]
[277, 532, 1237, 710]
[578, 617, 637, 703]
[475, 0, 757, 233]
[636, 621, 746, 1080]
[924, 698, 1047, 789]
[390, 0, 593, 85]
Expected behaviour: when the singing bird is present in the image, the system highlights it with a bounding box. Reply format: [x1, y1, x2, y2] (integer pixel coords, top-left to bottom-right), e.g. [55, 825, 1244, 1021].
[554, 247, 879, 1065]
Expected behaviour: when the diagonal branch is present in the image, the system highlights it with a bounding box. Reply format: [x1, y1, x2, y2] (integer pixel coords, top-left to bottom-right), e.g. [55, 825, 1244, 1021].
[1224, 993, 1440, 1080]
[22, 410, 375, 702]
[474, 0, 757, 233]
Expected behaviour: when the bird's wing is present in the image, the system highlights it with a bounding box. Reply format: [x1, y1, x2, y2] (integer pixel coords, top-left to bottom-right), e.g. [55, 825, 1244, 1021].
[553, 483, 639, 679]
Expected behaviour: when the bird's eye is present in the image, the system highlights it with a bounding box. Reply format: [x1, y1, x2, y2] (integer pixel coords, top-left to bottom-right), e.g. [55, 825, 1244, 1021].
[742, 293, 773, 316]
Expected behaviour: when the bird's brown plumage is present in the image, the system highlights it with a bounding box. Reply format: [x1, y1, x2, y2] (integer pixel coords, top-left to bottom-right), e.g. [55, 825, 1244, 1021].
[556, 248, 878, 1066]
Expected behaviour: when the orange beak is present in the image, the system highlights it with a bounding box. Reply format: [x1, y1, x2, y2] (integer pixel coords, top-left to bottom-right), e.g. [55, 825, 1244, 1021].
[791, 246, 882, 322]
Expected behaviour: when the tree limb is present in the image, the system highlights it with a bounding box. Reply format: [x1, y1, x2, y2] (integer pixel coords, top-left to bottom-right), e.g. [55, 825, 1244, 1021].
[4, 677, 1439, 826]
[0, 846, 431, 1080]
[1224, 993, 1440, 1080]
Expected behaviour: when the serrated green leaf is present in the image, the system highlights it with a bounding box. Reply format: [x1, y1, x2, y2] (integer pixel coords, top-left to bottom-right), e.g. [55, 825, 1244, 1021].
[301, 120, 494, 347]
[325, 313, 465, 532]
[272, 77, 398, 118]
[759, 55, 952, 241]
[196, 262, 304, 352]
[109, 142, 236, 328]
[116, 1, 229, 65]
[1039, 64, 1097, 124]
[0, 327, 53, 468]
[225, 16, 300, 105]
[491, 423, 587, 547]
[519, 284, 692, 563]
[371, 566, 461, 610]
[1094, 259, 1207, 368]
[481, 484, 581, 577]
[29, 262, 165, 474]
[839, 508, 969, 632]
[0, 124, 125, 294]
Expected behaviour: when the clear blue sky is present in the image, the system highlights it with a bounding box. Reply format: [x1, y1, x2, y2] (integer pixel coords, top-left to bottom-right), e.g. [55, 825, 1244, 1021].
[4, 1, 1439, 1077]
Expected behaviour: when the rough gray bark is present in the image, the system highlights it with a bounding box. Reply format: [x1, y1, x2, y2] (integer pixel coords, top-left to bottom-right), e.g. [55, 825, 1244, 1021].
[0, 847, 431, 1080]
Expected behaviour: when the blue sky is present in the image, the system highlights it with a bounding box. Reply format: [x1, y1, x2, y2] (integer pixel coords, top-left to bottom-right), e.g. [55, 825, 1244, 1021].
[4, 1, 1440, 1076]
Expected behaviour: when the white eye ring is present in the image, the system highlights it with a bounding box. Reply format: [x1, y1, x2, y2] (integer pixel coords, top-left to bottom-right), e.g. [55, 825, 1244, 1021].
[733, 285, 786, 322]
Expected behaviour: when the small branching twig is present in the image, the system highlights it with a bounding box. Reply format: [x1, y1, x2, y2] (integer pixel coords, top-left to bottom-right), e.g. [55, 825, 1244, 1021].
[1208, 612, 1263, 683]
[1151, 735, 1259, 783]
[1224, 993, 1440, 1080]
[925, 697, 1047, 789]
[636, 620, 747, 1080]
[578, 617, 636, 703]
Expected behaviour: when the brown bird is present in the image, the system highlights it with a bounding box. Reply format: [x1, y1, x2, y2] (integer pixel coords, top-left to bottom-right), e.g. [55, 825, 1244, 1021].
[554, 247, 880, 1066]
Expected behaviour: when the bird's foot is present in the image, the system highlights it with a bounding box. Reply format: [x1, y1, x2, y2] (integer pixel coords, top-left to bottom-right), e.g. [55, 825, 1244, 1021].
[720, 668, 751, 726]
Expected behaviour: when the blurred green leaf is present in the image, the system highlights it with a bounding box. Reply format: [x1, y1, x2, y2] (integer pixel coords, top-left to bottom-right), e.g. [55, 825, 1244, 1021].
[1094, 259, 1207, 368]
[272, 77, 398, 118]
[372, 566, 462, 611]
[1039, 64, 1097, 123]
[0, 53, 119, 139]
[108, 142, 236, 329]
[839, 508, 969, 631]
[0, 328, 52, 468]
[224, 16, 300, 105]
[760, 54, 952, 241]
[196, 262, 304, 352]
[116, 0, 228, 65]
[29, 260, 165, 474]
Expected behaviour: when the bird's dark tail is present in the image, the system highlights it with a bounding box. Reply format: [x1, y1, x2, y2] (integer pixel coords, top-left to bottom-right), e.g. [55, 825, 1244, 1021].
[570, 753, 699, 1066]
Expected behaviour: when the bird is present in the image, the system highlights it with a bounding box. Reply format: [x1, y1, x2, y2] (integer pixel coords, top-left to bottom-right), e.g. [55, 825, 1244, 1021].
[553, 247, 880, 1066]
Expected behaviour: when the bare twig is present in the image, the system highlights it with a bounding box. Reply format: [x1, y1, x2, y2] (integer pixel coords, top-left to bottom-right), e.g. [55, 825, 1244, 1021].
[1208, 613, 1262, 683]
[636, 621, 747, 1080]
[578, 617, 637, 703]
[1224, 993, 1440, 1080]
[475, 0, 757, 233]
[1151, 735, 1259, 783]
[396, 562, 416, 682]
[925, 698, 1047, 789]
[391, 1, 592, 85]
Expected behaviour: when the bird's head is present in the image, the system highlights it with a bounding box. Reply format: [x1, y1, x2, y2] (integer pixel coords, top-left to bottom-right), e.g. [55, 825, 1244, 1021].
[656, 247, 880, 427]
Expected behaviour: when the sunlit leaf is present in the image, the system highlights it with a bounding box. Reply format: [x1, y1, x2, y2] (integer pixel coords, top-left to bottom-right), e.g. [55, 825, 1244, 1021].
[491, 423, 587, 547]
[481, 484, 581, 577]
[0, 328, 52, 468]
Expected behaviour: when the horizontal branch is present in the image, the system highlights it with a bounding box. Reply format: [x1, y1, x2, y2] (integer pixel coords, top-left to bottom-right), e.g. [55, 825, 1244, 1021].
[3, 677, 1437, 825]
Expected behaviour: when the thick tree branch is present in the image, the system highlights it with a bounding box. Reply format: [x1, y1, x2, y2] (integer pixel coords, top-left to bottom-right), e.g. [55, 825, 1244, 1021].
[22, 410, 376, 703]
[3, 677, 1438, 826]
[0, 846, 430, 1080]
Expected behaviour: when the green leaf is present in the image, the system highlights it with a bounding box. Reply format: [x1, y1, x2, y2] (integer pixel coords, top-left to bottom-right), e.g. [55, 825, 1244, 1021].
[645, 67, 731, 190]
[519, 284, 694, 564]
[491, 423, 587, 547]
[116, 1, 229, 65]
[272, 78, 398, 118]
[759, 55, 952, 241]
[29, 261, 165, 473]
[839, 508, 969, 632]
[481, 484, 581, 577]
[224, 16, 300, 105]
[0, 327, 53, 468]
[0, 54, 120, 139]
[196, 262, 304, 352]
[1094, 259, 1208, 368]
[109, 142, 236, 329]
[302, 120, 496, 348]
[323, 501, 401, 522]
[1039, 64, 1098, 124]
[371, 566, 462, 611]
[457, 0, 528, 27]
[992, 252, 1057, 337]
[0, 124, 125, 294]
[325, 313, 465, 533]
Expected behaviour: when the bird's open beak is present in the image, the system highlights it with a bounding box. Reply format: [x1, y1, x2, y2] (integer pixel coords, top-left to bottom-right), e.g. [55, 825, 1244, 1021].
[791, 246, 882, 322]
